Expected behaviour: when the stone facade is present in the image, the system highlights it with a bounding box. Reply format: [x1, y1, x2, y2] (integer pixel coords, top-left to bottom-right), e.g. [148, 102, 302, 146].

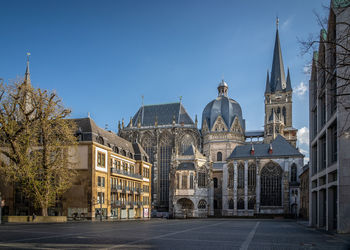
[119, 22, 304, 218]
[299, 164, 309, 219]
[169, 145, 213, 218]
[309, 1, 350, 233]
[222, 137, 304, 217]
[119, 103, 201, 212]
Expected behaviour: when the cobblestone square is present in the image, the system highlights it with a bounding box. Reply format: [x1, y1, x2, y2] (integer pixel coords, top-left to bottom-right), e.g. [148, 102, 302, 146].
[0, 219, 349, 249]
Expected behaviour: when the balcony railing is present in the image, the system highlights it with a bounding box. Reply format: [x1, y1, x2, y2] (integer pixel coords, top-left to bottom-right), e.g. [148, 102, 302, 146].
[110, 168, 142, 179]
[111, 200, 122, 207]
[111, 185, 122, 191]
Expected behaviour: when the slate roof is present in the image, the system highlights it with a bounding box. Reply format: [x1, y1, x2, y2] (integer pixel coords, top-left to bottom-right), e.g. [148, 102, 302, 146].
[177, 162, 196, 171]
[130, 102, 194, 127]
[213, 162, 224, 170]
[266, 28, 292, 93]
[132, 143, 149, 162]
[72, 117, 136, 157]
[202, 95, 245, 131]
[228, 135, 303, 159]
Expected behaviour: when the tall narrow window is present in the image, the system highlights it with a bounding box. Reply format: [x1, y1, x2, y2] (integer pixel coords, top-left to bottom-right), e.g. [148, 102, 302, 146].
[213, 177, 218, 188]
[238, 164, 244, 188]
[261, 163, 282, 206]
[291, 164, 297, 183]
[159, 135, 172, 207]
[182, 174, 187, 189]
[198, 172, 206, 187]
[97, 152, 106, 167]
[248, 198, 255, 210]
[282, 107, 286, 125]
[228, 164, 234, 188]
[228, 199, 234, 209]
[329, 121, 337, 164]
[176, 174, 180, 189]
[190, 173, 194, 189]
[248, 164, 256, 190]
[319, 135, 326, 170]
[237, 198, 244, 209]
[217, 152, 222, 162]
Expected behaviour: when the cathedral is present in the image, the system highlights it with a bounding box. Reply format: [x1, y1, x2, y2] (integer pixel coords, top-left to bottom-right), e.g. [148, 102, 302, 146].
[119, 23, 304, 217]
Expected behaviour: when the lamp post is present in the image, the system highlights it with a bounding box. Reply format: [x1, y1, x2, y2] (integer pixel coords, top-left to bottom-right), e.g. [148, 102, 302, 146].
[100, 193, 103, 222]
[0, 192, 2, 225]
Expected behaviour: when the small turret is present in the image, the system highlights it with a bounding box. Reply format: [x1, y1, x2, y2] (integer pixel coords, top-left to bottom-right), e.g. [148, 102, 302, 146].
[217, 79, 228, 97]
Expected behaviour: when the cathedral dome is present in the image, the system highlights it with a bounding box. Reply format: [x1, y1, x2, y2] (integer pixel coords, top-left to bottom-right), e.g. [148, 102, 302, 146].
[202, 80, 244, 131]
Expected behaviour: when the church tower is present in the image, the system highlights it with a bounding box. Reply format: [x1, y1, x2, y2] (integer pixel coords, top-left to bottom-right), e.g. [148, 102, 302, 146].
[264, 19, 297, 146]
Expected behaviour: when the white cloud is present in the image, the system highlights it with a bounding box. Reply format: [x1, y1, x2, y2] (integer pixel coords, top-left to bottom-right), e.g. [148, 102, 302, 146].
[297, 127, 309, 146]
[294, 82, 308, 97]
[299, 148, 308, 155]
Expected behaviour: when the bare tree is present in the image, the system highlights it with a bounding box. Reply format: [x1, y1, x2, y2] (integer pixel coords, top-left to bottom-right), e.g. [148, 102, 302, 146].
[300, 2, 350, 135]
[0, 80, 77, 216]
[300, 3, 350, 93]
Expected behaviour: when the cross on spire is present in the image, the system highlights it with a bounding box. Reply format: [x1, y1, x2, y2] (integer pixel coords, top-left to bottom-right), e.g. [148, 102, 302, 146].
[24, 52, 31, 86]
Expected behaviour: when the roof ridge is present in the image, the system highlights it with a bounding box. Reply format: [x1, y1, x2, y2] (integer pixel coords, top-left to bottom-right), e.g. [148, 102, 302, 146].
[144, 102, 180, 107]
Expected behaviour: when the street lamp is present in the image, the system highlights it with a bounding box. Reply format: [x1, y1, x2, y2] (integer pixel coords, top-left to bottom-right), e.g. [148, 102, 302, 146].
[0, 192, 2, 225]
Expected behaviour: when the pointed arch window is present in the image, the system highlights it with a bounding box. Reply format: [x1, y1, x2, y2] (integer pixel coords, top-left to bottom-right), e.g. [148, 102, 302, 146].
[282, 107, 287, 125]
[198, 200, 207, 209]
[180, 134, 194, 154]
[261, 163, 282, 206]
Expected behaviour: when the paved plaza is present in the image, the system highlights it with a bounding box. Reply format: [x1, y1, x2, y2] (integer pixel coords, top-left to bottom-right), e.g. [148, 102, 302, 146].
[0, 219, 349, 249]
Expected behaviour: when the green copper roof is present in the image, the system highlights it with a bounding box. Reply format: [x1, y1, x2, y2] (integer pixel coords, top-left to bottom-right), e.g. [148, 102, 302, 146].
[332, 0, 350, 8]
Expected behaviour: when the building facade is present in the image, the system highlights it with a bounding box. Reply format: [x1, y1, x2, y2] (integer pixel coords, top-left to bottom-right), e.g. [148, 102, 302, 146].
[169, 145, 214, 218]
[66, 118, 152, 220]
[309, 1, 350, 233]
[120, 22, 304, 217]
[119, 103, 201, 212]
[299, 164, 309, 219]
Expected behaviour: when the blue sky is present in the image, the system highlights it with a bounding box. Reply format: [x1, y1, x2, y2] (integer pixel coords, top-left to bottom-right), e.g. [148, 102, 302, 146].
[0, 0, 330, 161]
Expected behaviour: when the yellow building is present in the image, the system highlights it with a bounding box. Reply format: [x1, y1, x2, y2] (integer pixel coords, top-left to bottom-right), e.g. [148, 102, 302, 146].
[65, 117, 151, 220]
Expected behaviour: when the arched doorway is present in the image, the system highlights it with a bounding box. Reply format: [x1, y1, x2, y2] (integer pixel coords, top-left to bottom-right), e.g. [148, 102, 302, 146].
[260, 163, 283, 206]
[177, 198, 194, 218]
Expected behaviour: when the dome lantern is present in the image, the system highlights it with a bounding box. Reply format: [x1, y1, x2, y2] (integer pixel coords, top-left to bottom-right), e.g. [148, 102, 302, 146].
[218, 79, 228, 97]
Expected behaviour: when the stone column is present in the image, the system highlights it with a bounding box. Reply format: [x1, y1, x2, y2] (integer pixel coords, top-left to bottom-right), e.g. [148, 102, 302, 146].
[233, 161, 238, 215]
[256, 160, 260, 213]
[244, 160, 248, 213]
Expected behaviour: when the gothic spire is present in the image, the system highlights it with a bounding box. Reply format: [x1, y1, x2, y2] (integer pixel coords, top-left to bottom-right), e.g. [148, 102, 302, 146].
[270, 19, 286, 92]
[24, 52, 31, 86]
[265, 70, 270, 93]
[286, 68, 292, 91]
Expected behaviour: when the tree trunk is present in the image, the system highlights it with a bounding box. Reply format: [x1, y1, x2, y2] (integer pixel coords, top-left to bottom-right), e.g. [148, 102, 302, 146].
[42, 206, 48, 216]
